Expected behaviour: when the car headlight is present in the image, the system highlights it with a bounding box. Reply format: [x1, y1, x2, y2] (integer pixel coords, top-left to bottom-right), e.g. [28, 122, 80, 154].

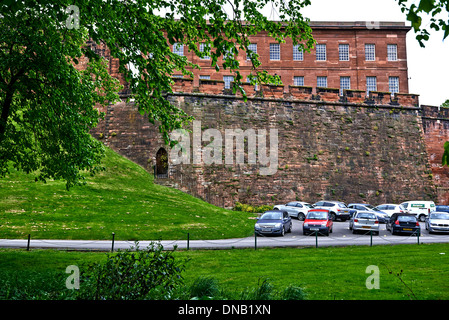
[304, 223, 308, 227]
[275, 223, 282, 228]
[255, 223, 260, 228]
[321, 223, 327, 227]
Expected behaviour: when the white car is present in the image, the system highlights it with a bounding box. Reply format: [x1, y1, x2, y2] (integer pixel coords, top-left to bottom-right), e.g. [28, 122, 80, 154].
[273, 201, 314, 220]
[400, 201, 436, 222]
[374, 204, 408, 217]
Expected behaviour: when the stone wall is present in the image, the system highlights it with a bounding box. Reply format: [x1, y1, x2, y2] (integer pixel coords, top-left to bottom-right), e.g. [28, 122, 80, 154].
[91, 80, 441, 208]
[421, 105, 449, 205]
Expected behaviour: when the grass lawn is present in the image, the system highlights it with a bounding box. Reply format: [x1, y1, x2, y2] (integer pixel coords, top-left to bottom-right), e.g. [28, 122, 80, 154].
[1, 243, 449, 300]
[0, 147, 255, 241]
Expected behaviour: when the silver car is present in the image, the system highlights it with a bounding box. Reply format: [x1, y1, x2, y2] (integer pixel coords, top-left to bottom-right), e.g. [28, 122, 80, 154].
[425, 212, 449, 233]
[273, 201, 314, 220]
[349, 211, 380, 234]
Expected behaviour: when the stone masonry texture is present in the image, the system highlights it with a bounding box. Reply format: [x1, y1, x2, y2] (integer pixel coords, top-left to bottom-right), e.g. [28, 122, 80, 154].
[91, 87, 441, 208]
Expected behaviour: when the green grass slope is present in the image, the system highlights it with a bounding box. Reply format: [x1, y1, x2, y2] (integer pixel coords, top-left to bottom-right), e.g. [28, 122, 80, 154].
[0, 147, 256, 240]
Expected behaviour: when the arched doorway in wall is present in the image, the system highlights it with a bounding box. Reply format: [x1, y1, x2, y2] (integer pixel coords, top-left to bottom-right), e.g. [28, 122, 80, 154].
[155, 148, 168, 178]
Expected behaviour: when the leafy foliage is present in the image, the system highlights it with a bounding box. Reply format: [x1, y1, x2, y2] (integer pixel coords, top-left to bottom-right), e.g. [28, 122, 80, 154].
[396, 0, 449, 46]
[0, 0, 314, 188]
[76, 242, 186, 300]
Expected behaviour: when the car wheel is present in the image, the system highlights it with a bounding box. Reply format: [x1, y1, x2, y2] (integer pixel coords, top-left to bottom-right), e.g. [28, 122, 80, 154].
[281, 227, 285, 236]
[419, 215, 426, 222]
[288, 223, 292, 233]
[298, 213, 305, 221]
[330, 213, 336, 221]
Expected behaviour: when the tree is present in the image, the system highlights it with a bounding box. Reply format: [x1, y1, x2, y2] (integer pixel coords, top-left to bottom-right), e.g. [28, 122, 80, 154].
[396, 0, 449, 47]
[0, 0, 314, 189]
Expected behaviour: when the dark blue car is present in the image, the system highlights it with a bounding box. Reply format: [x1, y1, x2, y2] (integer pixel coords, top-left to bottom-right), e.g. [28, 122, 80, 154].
[255, 210, 292, 236]
[436, 205, 449, 213]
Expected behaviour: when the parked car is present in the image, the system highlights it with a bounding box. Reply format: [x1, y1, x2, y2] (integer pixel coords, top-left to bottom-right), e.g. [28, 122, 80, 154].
[313, 201, 351, 221]
[303, 209, 333, 236]
[273, 201, 314, 220]
[425, 212, 449, 233]
[374, 204, 408, 217]
[254, 210, 292, 236]
[400, 201, 436, 222]
[386, 213, 421, 236]
[436, 205, 449, 213]
[349, 211, 380, 234]
[348, 203, 389, 223]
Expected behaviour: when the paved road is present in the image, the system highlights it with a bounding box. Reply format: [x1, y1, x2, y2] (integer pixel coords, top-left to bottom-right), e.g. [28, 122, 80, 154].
[1, 220, 449, 251]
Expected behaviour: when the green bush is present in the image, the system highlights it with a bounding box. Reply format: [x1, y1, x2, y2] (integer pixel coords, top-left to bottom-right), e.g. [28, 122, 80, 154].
[234, 202, 273, 213]
[75, 242, 186, 300]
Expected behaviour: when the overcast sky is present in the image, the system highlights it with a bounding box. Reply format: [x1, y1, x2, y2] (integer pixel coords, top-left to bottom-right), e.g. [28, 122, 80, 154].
[296, 0, 449, 106]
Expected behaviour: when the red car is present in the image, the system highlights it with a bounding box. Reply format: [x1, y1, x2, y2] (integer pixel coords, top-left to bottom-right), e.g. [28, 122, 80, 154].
[303, 209, 333, 236]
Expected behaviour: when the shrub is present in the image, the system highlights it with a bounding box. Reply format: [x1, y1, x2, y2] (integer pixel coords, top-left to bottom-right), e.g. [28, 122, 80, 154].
[75, 242, 186, 300]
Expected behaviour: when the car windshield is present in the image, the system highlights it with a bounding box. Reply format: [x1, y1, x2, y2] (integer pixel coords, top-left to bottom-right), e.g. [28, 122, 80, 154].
[365, 204, 375, 210]
[307, 211, 327, 219]
[398, 215, 416, 222]
[357, 213, 376, 219]
[430, 213, 449, 220]
[260, 212, 282, 220]
[304, 204, 315, 208]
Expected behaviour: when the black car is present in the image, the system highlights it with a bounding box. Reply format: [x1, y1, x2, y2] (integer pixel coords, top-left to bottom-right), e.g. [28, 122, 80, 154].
[254, 210, 292, 236]
[386, 213, 420, 236]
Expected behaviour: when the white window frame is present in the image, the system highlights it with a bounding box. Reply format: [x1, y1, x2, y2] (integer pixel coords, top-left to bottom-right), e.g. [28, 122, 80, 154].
[316, 44, 326, 61]
[173, 43, 184, 56]
[293, 45, 304, 61]
[223, 75, 234, 89]
[340, 76, 350, 95]
[293, 76, 304, 86]
[389, 76, 399, 93]
[317, 76, 327, 88]
[199, 43, 210, 60]
[387, 44, 398, 61]
[339, 44, 349, 61]
[247, 43, 257, 61]
[366, 76, 377, 95]
[269, 43, 280, 60]
[365, 44, 375, 61]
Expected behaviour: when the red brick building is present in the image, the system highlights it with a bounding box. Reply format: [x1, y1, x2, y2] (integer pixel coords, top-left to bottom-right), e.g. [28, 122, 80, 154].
[172, 21, 411, 95]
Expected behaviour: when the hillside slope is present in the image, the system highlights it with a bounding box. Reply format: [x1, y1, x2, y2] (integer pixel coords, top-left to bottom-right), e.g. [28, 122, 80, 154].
[0, 147, 255, 240]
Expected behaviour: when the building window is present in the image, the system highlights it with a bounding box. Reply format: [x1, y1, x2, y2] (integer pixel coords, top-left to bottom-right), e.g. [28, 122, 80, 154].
[340, 76, 350, 95]
[200, 75, 210, 80]
[199, 43, 210, 60]
[317, 76, 327, 88]
[339, 44, 349, 61]
[366, 76, 377, 94]
[247, 43, 257, 61]
[387, 44, 398, 61]
[316, 44, 326, 61]
[223, 75, 234, 89]
[293, 45, 304, 61]
[294, 76, 304, 86]
[389, 76, 399, 93]
[365, 44, 375, 61]
[172, 74, 183, 78]
[173, 43, 184, 56]
[270, 43, 280, 60]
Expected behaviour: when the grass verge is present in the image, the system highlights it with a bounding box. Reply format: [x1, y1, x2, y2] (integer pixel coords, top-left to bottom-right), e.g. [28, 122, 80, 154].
[1, 243, 449, 300]
[0, 147, 255, 240]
